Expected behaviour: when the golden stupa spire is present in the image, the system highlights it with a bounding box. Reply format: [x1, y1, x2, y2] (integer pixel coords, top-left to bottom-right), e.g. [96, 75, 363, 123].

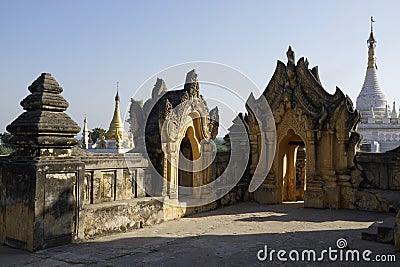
[367, 16, 377, 69]
[105, 82, 128, 140]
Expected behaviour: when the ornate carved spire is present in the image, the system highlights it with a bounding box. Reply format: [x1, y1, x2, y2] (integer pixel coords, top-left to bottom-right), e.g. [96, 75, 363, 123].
[184, 69, 200, 98]
[152, 78, 168, 99]
[286, 46, 295, 65]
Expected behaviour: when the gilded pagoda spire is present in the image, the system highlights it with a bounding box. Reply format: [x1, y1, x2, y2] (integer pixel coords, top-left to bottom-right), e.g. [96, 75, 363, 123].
[105, 82, 128, 140]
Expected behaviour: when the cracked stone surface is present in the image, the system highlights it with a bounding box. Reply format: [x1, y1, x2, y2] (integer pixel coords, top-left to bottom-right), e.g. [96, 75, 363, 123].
[1, 202, 399, 266]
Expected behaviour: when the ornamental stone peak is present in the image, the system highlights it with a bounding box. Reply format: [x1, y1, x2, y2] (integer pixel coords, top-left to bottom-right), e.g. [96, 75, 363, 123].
[391, 101, 398, 119]
[384, 105, 390, 118]
[27, 72, 63, 94]
[6, 73, 80, 157]
[184, 69, 200, 98]
[152, 78, 168, 99]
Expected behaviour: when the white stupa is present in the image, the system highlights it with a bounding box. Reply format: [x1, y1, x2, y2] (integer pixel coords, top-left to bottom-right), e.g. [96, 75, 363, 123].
[356, 17, 400, 152]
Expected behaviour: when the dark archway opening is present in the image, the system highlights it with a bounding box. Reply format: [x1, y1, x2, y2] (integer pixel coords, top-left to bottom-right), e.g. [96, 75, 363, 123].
[281, 131, 307, 202]
[178, 136, 193, 198]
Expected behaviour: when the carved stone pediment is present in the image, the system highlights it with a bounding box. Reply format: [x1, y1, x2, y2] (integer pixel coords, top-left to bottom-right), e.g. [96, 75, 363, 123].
[129, 70, 219, 177]
[261, 47, 360, 132]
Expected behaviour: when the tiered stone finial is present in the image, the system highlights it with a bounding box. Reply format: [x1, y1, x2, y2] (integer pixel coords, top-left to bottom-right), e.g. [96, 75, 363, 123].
[391, 101, 398, 119]
[7, 73, 81, 157]
[383, 105, 390, 124]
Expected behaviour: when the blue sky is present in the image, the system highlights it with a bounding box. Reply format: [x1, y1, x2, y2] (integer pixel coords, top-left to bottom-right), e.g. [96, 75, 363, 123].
[1, 1, 400, 136]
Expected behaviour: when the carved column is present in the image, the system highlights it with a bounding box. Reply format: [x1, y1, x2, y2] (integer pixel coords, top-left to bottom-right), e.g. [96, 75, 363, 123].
[200, 141, 213, 198]
[304, 130, 324, 208]
[284, 144, 297, 201]
[335, 133, 351, 187]
[336, 132, 354, 209]
[255, 130, 279, 203]
[321, 130, 340, 209]
[168, 144, 178, 200]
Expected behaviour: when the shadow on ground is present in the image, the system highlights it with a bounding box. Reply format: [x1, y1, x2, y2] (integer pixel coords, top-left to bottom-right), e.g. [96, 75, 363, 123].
[1, 202, 398, 267]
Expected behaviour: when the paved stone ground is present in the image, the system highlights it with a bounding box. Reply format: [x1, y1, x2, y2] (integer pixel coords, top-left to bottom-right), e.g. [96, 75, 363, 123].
[1, 202, 399, 266]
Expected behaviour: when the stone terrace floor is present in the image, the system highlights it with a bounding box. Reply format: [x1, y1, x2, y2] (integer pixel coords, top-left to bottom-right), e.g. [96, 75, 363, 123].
[1, 202, 399, 266]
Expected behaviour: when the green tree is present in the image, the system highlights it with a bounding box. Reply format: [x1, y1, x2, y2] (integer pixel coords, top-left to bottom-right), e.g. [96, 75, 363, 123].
[214, 137, 228, 152]
[0, 131, 15, 155]
[90, 128, 106, 143]
[0, 132, 12, 145]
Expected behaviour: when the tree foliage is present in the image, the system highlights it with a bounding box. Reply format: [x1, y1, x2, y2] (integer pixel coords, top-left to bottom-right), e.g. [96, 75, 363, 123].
[90, 128, 106, 143]
[214, 137, 228, 152]
[0, 132, 15, 155]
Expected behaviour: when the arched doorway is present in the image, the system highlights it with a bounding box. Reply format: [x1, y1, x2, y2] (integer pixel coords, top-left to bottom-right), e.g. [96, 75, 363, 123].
[279, 130, 307, 202]
[178, 136, 193, 197]
[248, 47, 361, 209]
[177, 126, 201, 199]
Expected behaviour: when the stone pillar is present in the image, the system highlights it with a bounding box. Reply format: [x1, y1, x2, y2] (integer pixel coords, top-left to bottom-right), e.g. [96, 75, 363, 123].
[2, 73, 83, 251]
[135, 168, 147, 197]
[304, 131, 324, 208]
[92, 170, 102, 203]
[200, 140, 214, 199]
[252, 129, 278, 204]
[284, 144, 297, 201]
[168, 144, 178, 199]
[336, 132, 353, 209]
[115, 169, 124, 200]
[321, 130, 340, 209]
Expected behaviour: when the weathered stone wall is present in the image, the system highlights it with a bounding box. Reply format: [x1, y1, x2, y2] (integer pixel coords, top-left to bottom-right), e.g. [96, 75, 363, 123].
[80, 183, 249, 240]
[81, 198, 164, 239]
[212, 151, 230, 181]
[74, 148, 250, 240]
[351, 149, 400, 213]
[356, 151, 400, 190]
[74, 150, 149, 205]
